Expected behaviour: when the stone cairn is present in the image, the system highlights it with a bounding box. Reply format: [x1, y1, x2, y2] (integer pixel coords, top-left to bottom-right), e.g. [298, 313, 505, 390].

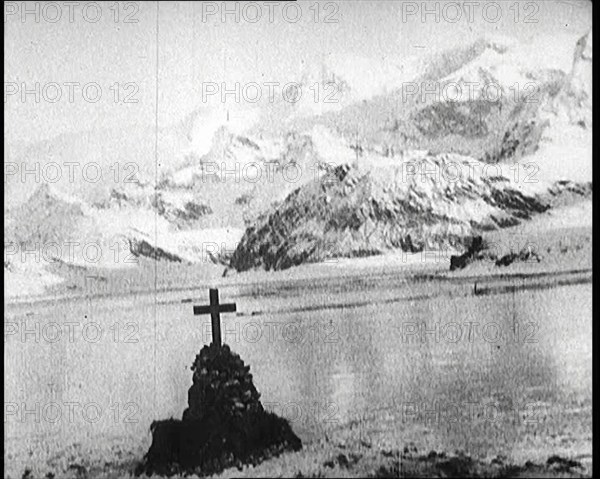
[136, 344, 302, 477]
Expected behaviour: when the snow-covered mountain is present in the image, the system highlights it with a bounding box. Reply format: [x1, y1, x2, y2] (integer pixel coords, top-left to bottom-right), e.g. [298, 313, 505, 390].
[293, 33, 587, 172]
[5, 31, 592, 292]
[230, 152, 591, 272]
[4, 122, 346, 282]
[524, 30, 592, 183]
[228, 32, 593, 271]
[5, 181, 243, 271]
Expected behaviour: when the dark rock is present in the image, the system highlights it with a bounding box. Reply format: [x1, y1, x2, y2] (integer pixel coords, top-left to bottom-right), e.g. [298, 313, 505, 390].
[546, 455, 582, 471]
[337, 453, 349, 468]
[437, 456, 474, 477]
[495, 248, 541, 267]
[128, 238, 183, 262]
[374, 450, 588, 478]
[450, 235, 485, 271]
[450, 254, 470, 271]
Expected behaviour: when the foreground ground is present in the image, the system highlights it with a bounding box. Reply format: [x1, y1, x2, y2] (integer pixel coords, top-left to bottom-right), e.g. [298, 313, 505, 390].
[12, 431, 591, 478]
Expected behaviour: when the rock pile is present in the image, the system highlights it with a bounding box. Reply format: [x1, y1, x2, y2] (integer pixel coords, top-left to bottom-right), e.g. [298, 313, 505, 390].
[136, 344, 301, 477]
[183, 343, 263, 422]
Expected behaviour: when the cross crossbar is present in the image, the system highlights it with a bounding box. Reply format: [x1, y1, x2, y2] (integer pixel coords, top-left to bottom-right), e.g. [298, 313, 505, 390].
[193, 303, 237, 315]
[193, 288, 237, 346]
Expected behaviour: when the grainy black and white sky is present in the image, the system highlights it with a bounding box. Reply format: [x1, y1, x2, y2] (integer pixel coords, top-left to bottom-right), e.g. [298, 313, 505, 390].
[4, 0, 592, 148]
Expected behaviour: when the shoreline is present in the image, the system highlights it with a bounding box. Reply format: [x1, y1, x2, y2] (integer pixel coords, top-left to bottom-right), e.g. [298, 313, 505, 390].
[5, 257, 592, 309]
[7, 420, 591, 478]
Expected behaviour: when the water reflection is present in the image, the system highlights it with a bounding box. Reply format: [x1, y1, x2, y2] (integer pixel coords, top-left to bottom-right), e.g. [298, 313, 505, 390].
[247, 284, 591, 458]
[4, 282, 591, 463]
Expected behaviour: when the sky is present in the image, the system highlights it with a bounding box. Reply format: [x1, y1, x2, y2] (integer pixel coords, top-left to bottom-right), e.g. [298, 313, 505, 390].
[4, 0, 593, 149]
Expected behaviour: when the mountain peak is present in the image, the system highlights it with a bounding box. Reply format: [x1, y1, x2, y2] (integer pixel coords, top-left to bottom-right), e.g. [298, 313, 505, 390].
[28, 183, 81, 206]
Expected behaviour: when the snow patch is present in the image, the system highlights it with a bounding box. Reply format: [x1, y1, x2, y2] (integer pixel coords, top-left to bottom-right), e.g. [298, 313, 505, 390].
[4, 258, 64, 298]
[310, 125, 355, 166]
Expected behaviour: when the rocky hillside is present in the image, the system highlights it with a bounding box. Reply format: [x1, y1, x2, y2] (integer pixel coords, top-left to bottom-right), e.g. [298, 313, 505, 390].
[230, 153, 566, 272]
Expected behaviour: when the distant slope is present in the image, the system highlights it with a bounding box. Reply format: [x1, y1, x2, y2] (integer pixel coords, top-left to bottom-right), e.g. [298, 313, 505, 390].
[6, 183, 86, 246]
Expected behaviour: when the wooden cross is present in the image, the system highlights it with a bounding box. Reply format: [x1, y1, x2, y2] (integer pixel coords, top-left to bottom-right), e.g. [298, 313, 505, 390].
[193, 288, 236, 346]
